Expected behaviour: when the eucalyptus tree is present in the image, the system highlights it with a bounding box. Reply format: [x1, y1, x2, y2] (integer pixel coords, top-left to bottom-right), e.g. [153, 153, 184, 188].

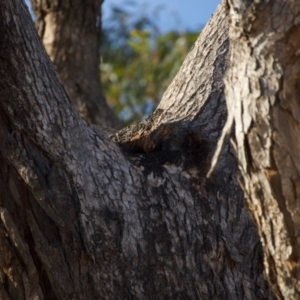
[1, 0, 296, 299]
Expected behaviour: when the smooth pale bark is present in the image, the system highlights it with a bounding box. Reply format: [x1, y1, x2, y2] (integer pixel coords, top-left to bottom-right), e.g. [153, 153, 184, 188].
[0, 0, 273, 299]
[222, 0, 300, 299]
[30, 0, 120, 128]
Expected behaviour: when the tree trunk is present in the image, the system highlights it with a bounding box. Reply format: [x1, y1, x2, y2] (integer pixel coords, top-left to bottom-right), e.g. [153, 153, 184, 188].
[0, 0, 273, 299]
[222, 0, 300, 299]
[30, 0, 120, 128]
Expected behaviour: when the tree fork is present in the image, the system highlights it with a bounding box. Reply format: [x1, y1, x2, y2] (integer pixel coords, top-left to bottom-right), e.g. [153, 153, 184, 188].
[0, 0, 274, 299]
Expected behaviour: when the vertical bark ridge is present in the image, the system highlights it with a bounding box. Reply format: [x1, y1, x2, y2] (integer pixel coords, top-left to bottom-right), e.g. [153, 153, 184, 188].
[225, 0, 300, 298]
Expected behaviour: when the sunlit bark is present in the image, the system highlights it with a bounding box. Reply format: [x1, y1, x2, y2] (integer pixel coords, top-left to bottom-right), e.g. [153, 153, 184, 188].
[224, 0, 300, 298]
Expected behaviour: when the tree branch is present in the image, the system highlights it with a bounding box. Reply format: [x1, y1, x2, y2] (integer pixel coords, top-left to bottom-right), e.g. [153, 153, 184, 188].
[226, 0, 300, 298]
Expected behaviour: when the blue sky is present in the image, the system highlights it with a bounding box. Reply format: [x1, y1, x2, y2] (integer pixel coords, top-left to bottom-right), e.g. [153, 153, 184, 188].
[25, 0, 221, 32]
[103, 0, 221, 32]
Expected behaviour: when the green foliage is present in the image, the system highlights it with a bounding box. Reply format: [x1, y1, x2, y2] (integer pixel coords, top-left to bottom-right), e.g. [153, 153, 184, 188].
[101, 2, 200, 125]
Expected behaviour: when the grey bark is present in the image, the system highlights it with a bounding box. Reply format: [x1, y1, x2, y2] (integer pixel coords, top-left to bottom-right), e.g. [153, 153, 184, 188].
[217, 0, 300, 299]
[0, 0, 273, 299]
[30, 0, 120, 128]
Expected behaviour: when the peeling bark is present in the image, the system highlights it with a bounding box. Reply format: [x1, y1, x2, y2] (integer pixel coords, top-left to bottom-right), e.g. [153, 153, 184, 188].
[224, 0, 300, 298]
[0, 0, 274, 299]
[30, 0, 120, 128]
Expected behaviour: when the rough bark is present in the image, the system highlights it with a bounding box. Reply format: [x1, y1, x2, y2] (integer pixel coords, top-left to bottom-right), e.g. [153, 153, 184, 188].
[30, 0, 120, 128]
[222, 0, 300, 299]
[0, 0, 273, 299]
